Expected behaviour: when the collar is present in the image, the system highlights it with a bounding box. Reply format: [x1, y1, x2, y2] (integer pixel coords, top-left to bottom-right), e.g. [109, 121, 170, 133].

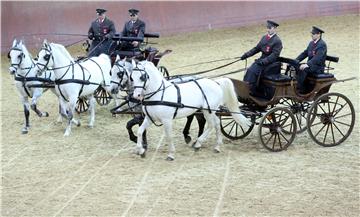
[267, 33, 276, 38]
[313, 38, 320, 44]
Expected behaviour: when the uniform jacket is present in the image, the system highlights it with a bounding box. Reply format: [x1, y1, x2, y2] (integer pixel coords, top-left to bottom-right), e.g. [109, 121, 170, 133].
[121, 19, 146, 39]
[296, 38, 327, 73]
[244, 34, 283, 66]
[88, 17, 116, 41]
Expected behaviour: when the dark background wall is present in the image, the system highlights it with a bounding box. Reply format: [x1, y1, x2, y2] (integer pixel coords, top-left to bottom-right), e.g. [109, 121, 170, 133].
[1, 1, 359, 52]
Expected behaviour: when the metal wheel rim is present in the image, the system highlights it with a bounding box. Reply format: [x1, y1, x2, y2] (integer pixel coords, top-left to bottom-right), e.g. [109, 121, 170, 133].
[306, 92, 355, 147]
[220, 115, 254, 140]
[258, 107, 297, 152]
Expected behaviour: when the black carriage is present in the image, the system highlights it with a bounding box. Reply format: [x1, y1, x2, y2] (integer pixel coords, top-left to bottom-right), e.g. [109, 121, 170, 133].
[219, 55, 355, 151]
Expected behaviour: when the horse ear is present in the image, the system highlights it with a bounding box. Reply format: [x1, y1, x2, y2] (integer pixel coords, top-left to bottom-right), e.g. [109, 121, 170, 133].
[115, 55, 120, 62]
[12, 39, 17, 47]
[19, 40, 23, 47]
[43, 39, 48, 47]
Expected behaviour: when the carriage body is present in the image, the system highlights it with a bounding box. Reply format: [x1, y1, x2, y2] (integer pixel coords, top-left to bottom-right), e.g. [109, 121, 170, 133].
[220, 55, 355, 152]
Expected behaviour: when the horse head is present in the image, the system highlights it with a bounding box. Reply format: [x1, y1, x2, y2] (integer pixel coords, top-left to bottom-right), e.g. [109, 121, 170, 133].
[131, 61, 158, 101]
[8, 39, 26, 75]
[110, 55, 133, 94]
[36, 39, 54, 76]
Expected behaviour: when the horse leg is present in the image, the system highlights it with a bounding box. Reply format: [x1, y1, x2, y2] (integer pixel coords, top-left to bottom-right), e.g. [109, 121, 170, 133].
[21, 96, 30, 134]
[56, 103, 63, 123]
[64, 97, 80, 136]
[213, 115, 223, 153]
[163, 119, 175, 161]
[195, 113, 206, 137]
[30, 88, 49, 117]
[136, 116, 151, 158]
[87, 95, 96, 128]
[193, 112, 214, 151]
[183, 115, 194, 144]
[126, 116, 140, 143]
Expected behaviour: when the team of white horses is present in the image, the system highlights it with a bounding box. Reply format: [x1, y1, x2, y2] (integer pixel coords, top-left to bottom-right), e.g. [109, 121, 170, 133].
[8, 39, 250, 160]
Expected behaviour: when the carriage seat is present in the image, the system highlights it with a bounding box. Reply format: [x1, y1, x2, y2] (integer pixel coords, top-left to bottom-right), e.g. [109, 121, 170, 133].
[263, 74, 292, 82]
[308, 73, 334, 79]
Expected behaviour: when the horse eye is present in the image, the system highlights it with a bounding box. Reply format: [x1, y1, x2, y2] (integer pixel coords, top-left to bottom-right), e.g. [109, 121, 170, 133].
[18, 54, 22, 59]
[117, 72, 124, 78]
[140, 74, 147, 82]
[44, 54, 50, 61]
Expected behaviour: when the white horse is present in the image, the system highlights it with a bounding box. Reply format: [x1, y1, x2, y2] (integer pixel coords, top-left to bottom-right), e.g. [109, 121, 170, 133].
[36, 40, 112, 136]
[128, 60, 251, 160]
[8, 39, 63, 134]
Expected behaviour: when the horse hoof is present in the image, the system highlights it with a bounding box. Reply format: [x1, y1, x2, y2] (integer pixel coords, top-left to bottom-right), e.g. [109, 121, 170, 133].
[214, 148, 221, 153]
[194, 147, 201, 152]
[184, 136, 192, 144]
[140, 152, 146, 158]
[166, 156, 174, 161]
[191, 141, 197, 148]
[43, 112, 49, 117]
[21, 129, 28, 134]
[77, 122, 81, 127]
[142, 144, 148, 150]
[88, 125, 94, 129]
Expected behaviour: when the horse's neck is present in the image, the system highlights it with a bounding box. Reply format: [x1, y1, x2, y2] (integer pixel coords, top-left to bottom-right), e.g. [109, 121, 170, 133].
[51, 47, 74, 78]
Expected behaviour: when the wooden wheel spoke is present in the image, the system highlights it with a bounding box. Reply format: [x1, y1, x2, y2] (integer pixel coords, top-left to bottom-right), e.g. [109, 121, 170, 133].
[333, 102, 348, 117]
[235, 123, 238, 137]
[331, 96, 339, 114]
[334, 113, 352, 120]
[279, 131, 290, 144]
[223, 120, 235, 128]
[332, 122, 345, 137]
[334, 120, 351, 127]
[314, 123, 327, 137]
[264, 133, 274, 146]
[277, 133, 282, 149]
[330, 123, 335, 144]
[228, 122, 236, 135]
[322, 124, 330, 144]
[318, 103, 327, 115]
[272, 134, 277, 150]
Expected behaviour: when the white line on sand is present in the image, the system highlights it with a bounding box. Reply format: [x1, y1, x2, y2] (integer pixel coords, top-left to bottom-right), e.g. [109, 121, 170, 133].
[120, 135, 164, 217]
[53, 146, 129, 217]
[213, 151, 231, 217]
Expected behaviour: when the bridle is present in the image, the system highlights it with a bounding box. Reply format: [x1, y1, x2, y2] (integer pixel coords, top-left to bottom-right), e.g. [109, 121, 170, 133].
[36, 45, 53, 73]
[8, 47, 25, 71]
[131, 65, 149, 91]
[110, 60, 130, 90]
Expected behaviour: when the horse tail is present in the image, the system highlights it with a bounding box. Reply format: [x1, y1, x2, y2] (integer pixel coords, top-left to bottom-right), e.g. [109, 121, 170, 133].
[216, 78, 251, 128]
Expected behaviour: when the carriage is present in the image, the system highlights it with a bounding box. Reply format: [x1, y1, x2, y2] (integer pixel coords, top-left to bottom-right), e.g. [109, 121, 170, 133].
[75, 32, 172, 113]
[218, 55, 355, 151]
[112, 54, 355, 153]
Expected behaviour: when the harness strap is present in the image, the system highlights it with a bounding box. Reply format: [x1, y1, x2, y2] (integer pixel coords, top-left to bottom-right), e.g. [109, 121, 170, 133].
[172, 83, 181, 119]
[143, 105, 163, 127]
[192, 80, 212, 113]
[88, 58, 106, 86]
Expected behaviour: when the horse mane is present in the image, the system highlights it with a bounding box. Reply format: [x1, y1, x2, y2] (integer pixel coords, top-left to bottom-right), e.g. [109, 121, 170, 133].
[50, 43, 75, 63]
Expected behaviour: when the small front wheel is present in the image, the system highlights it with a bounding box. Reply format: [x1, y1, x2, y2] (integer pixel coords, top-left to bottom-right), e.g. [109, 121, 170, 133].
[258, 107, 297, 152]
[94, 86, 112, 106]
[220, 115, 254, 140]
[75, 97, 89, 114]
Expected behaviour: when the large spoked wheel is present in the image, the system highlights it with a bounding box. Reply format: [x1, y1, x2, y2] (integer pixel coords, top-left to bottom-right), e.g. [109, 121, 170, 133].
[158, 66, 169, 77]
[306, 92, 355, 147]
[220, 115, 254, 140]
[94, 86, 112, 106]
[279, 98, 311, 134]
[258, 107, 297, 152]
[76, 97, 90, 114]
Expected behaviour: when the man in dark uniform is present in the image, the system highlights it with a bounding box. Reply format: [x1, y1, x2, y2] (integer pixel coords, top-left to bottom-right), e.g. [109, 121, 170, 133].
[88, 8, 116, 57]
[240, 20, 283, 97]
[120, 8, 146, 51]
[295, 26, 327, 93]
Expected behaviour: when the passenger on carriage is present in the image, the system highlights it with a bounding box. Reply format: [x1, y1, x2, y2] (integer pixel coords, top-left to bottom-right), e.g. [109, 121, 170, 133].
[240, 20, 283, 99]
[120, 8, 146, 52]
[295, 26, 327, 94]
[87, 8, 116, 57]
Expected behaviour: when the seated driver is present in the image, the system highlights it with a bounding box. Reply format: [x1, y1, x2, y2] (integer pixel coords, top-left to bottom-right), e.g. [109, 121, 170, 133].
[120, 8, 146, 52]
[240, 20, 283, 97]
[295, 26, 327, 94]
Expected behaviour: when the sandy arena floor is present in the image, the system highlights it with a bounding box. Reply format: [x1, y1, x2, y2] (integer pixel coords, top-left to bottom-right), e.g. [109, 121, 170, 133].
[1, 14, 359, 216]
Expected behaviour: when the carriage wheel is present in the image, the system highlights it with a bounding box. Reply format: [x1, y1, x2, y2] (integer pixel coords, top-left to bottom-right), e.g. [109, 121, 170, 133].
[306, 92, 355, 147]
[258, 107, 297, 152]
[76, 97, 90, 114]
[158, 66, 169, 77]
[220, 115, 254, 140]
[279, 98, 310, 134]
[94, 86, 112, 106]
